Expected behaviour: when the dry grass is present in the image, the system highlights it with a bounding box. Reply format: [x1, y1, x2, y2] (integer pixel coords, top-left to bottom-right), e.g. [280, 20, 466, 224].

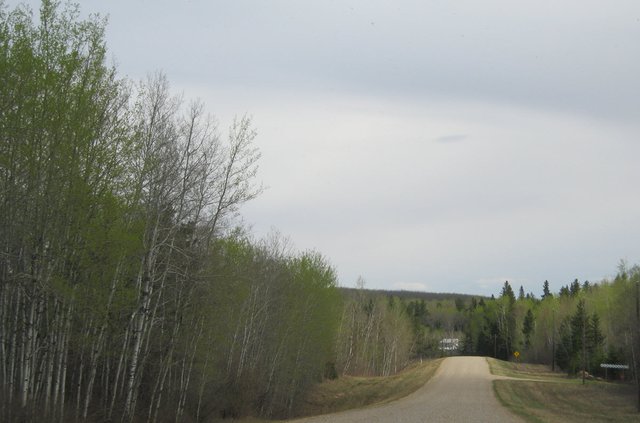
[487, 357, 569, 382]
[488, 358, 639, 422]
[221, 359, 443, 422]
[293, 358, 443, 418]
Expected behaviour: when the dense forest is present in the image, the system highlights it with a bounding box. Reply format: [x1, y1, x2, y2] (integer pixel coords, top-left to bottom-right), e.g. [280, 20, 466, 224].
[1, 1, 639, 422]
[459, 267, 640, 377]
[0, 1, 341, 421]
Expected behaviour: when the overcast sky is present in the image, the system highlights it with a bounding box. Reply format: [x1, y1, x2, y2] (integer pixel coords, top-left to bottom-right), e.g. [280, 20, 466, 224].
[12, 0, 640, 296]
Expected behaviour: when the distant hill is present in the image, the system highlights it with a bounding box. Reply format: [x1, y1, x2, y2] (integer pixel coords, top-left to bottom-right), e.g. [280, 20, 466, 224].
[338, 287, 487, 302]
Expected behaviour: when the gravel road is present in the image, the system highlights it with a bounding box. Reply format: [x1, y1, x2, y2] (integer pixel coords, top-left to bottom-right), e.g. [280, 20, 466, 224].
[291, 356, 524, 423]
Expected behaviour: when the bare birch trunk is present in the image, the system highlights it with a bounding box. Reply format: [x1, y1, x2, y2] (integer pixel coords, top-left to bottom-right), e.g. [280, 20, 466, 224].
[58, 301, 73, 423]
[21, 292, 36, 408]
[175, 329, 197, 422]
[82, 259, 124, 420]
[108, 312, 135, 420]
[123, 265, 153, 422]
[7, 287, 20, 409]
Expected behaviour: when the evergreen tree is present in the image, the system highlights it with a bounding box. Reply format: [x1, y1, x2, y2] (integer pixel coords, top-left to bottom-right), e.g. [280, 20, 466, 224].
[522, 309, 535, 349]
[555, 299, 605, 375]
[569, 279, 581, 297]
[542, 280, 552, 299]
[518, 285, 525, 301]
[586, 312, 605, 371]
[501, 281, 516, 304]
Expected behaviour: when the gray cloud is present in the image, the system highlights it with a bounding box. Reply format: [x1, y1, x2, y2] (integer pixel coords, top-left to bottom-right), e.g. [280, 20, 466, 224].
[435, 134, 468, 144]
[10, 0, 640, 296]
[27, 0, 631, 123]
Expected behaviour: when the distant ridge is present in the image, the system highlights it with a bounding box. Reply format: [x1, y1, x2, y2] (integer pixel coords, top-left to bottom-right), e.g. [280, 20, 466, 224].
[339, 287, 487, 301]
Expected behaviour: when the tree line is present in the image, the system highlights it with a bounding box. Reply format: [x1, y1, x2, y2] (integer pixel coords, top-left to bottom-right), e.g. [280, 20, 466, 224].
[0, 1, 346, 421]
[340, 265, 640, 385]
[461, 265, 640, 382]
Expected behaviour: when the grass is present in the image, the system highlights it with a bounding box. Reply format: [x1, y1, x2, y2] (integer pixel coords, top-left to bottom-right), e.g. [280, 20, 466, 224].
[488, 358, 639, 422]
[487, 358, 570, 382]
[220, 358, 443, 422]
[293, 358, 443, 418]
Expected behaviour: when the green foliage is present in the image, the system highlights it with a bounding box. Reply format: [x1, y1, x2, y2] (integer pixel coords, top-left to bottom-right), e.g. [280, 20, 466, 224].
[569, 279, 581, 297]
[194, 237, 343, 419]
[335, 287, 415, 377]
[542, 280, 552, 299]
[518, 285, 525, 301]
[501, 281, 516, 305]
[522, 309, 535, 349]
[455, 297, 465, 312]
[555, 299, 605, 375]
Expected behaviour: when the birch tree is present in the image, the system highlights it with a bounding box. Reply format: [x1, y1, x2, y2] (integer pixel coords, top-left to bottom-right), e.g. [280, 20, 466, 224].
[0, 1, 131, 421]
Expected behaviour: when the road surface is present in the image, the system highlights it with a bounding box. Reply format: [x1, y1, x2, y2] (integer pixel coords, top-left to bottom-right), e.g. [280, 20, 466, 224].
[291, 356, 524, 423]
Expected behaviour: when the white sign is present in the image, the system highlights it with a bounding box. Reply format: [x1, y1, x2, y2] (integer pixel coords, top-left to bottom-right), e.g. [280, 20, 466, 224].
[600, 363, 629, 369]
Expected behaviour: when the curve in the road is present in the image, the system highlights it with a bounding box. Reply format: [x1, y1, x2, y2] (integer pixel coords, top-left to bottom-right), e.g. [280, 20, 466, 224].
[291, 356, 524, 423]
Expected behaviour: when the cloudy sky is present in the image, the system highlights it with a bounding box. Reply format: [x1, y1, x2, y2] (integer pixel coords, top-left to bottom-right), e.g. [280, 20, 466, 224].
[12, 0, 640, 296]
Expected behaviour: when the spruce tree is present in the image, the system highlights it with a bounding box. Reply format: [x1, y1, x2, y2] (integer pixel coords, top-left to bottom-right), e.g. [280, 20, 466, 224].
[522, 309, 535, 349]
[518, 285, 525, 300]
[501, 281, 516, 304]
